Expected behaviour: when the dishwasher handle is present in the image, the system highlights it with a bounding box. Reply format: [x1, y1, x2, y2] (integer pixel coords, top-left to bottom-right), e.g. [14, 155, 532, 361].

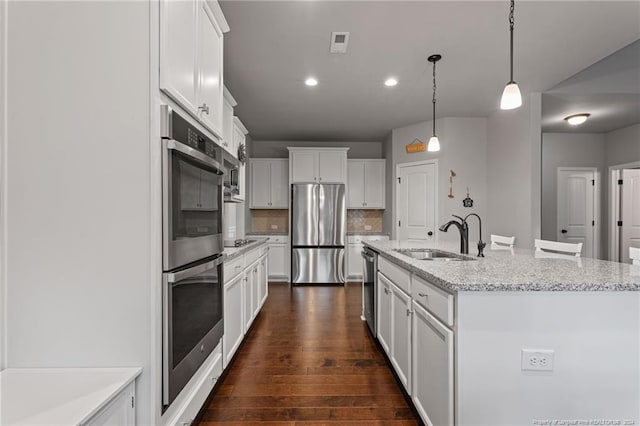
[361, 249, 375, 262]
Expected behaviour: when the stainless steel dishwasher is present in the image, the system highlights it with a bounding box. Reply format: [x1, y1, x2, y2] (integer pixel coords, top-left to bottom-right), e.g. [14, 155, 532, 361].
[361, 247, 377, 336]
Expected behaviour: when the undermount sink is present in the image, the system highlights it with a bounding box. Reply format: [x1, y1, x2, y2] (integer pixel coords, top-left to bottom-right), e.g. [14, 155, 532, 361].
[394, 248, 475, 261]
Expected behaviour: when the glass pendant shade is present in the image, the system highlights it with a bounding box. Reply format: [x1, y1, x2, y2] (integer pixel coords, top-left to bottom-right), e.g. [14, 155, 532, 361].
[427, 136, 440, 152]
[500, 82, 522, 110]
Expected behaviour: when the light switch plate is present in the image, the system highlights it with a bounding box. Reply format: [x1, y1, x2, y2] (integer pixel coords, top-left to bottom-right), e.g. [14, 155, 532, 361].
[271, 225, 278, 230]
[364, 225, 372, 231]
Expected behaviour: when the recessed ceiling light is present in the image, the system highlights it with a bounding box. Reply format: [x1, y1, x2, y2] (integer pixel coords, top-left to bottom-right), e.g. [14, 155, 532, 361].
[564, 113, 591, 126]
[384, 78, 398, 87]
[305, 77, 318, 87]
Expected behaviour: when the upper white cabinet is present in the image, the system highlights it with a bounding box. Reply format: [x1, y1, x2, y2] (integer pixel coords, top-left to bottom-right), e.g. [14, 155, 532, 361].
[222, 87, 237, 156]
[347, 159, 386, 209]
[288, 148, 348, 184]
[249, 159, 289, 209]
[160, 0, 229, 138]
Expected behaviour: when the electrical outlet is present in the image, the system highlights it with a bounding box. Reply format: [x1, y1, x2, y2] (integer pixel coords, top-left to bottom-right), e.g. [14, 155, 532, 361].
[364, 225, 372, 231]
[521, 349, 554, 372]
[271, 224, 278, 230]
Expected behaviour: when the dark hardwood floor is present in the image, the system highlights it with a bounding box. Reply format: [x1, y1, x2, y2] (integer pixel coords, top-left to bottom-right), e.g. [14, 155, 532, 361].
[197, 282, 419, 425]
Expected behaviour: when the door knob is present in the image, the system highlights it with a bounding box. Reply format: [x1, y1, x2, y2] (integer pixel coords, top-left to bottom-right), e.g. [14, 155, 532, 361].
[561, 229, 568, 234]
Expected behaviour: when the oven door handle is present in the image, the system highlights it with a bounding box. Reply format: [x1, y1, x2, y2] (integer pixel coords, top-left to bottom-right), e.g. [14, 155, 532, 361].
[165, 139, 225, 175]
[166, 256, 225, 284]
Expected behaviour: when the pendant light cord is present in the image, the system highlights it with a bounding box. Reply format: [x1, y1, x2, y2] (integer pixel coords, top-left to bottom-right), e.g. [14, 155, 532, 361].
[432, 59, 437, 136]
[509, 0, 515, 83]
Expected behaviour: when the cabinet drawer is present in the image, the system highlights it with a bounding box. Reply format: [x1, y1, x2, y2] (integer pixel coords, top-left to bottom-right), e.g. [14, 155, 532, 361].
[266, 235, 287, 243]
[245, 246, 262, 266]
[412, 275, 454, 327]
[378, 256, 411, 295]
[224, 255, 245, 282]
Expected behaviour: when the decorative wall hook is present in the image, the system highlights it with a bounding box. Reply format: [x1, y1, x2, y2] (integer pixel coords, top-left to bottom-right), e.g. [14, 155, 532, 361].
[448, 170, 456, 198]
[463, 187, 474, 207]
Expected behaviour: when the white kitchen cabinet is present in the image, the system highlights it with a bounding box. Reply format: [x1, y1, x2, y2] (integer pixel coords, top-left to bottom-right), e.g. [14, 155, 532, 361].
[346, 235, 389, 280]
[377, 272, 392, 355]
[288, 148, 348, 184]
[221, 87, 237, 155]
[263, 235, 288, 281]
[258, 255, 268, 307]
[390, 280, 412, 394]
[251, 259, 260, 318]
[223, 272, 244, 368]
[160, 0, 228, 138]
[377, 267, 412, 395]
[347, 159, 386, 209]
[412, 301, 454, 426]
[243, 265, 254, 333]
[84, 381, 135, 426]
[249, 159, 289, 209]
[234, 117, 249, 201]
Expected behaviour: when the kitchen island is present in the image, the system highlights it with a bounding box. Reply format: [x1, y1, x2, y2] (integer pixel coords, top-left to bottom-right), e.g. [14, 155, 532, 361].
[364, 239, 640, 426]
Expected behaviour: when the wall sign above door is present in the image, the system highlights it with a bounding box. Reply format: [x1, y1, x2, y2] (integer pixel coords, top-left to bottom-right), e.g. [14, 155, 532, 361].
[406, 138, 426, 153]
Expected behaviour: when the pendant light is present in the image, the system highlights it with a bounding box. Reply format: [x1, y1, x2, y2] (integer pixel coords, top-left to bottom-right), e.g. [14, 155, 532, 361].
[427, 54, 442, 152]
[500, 0, 522, 110]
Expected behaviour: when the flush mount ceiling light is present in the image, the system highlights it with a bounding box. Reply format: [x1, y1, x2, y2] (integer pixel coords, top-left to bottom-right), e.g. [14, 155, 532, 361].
[305, 77, 318, 87]
[564, 113, 591, 125]
[500, 0, 522, 110]
[384, 78, 398, 87]
[427, 54, 442, 152]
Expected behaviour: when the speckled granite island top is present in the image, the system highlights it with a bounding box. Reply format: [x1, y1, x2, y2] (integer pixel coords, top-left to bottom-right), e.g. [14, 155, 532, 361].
[363, 239, 640, 292]
[223, 238, 268, 261]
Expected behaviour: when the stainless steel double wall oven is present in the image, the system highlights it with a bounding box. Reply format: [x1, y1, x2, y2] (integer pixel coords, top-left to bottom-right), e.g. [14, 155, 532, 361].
[161, 105, 225, 409]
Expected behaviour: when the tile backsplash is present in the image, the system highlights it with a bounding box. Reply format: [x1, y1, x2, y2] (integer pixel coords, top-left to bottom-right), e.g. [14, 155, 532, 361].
[347, 210, 383, 233]
[251, 209, 289, 233]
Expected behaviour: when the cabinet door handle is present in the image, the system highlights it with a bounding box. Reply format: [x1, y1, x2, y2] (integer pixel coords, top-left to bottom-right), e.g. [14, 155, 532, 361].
[406, 309, 413, 316]
[427, 231, 433, 236]
[383, 288, 390, 295]
[418, 292, 429, 298]
[198, 103, 209, 114]
[319, 177, 322, 181]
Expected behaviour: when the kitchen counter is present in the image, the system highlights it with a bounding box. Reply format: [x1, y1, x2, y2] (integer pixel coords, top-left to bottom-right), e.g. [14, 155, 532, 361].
[223, 238, 268, 261]
[246, 231, 288, 236]
[364, 239, 640, 292]
[0, 367, 141, 425]
[347, 231, 389, 236]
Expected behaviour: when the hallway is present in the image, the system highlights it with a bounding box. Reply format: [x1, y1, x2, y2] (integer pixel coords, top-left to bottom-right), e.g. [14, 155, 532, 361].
[197, 282, 418, 425]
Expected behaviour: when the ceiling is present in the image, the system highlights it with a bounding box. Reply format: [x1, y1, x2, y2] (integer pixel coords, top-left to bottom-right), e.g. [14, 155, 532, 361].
[219, 1, 640, 141]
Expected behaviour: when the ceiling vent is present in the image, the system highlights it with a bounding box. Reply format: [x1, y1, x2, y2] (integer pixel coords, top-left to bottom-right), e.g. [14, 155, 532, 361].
[330, 32, 350, 54]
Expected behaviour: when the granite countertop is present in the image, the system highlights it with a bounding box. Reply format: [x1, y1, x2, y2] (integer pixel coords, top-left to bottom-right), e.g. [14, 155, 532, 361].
[223, 237, 268, 261]
[1, 367, 142, 425]
[363, 239, 640, 292]
[246, 231, 289, 236]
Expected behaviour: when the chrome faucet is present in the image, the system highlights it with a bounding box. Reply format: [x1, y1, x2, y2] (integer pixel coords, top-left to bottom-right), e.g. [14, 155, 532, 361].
[439, 214, 485, 257]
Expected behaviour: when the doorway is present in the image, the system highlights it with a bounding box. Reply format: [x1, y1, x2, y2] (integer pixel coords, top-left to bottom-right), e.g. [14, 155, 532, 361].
[396, 160, 438, 241]
[556, 167, 599, 259]
[609, 162, 640, 263]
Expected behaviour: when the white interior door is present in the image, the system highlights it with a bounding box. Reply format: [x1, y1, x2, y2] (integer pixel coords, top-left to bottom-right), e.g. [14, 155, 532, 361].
[621, 169, 640, 263]
[557, 168, 596, 258]
[397, 162, 437, 241]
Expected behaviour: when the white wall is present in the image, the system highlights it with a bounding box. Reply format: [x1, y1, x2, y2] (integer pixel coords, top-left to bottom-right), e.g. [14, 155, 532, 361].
[249, 140, 383, 159]
[541, 133, 607, 257]
[5, 2, 152, 423]
[0, 0, 6, 371]
[606, 123, 640, 167]
[486, 94, 542, 249]
[382, 132, 394, 234]
[390, 117, 488, 246]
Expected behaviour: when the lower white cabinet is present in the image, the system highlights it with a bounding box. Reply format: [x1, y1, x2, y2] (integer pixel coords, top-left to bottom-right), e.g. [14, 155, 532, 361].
[262, 234, 288, 281]
[223, 273, 244, 367]
[377, 272, 392, 355]
[223, 245, 269, 368]
[84, 382, 135, 426]
[390, 281, 412, 394]
[378, 271, 412, 394]
[347, 235, 389, 280]
[412, 301, 454, 426]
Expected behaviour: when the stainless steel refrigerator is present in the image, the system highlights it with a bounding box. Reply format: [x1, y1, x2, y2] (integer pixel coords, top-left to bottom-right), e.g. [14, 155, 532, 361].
[291, 183, 346, 284]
